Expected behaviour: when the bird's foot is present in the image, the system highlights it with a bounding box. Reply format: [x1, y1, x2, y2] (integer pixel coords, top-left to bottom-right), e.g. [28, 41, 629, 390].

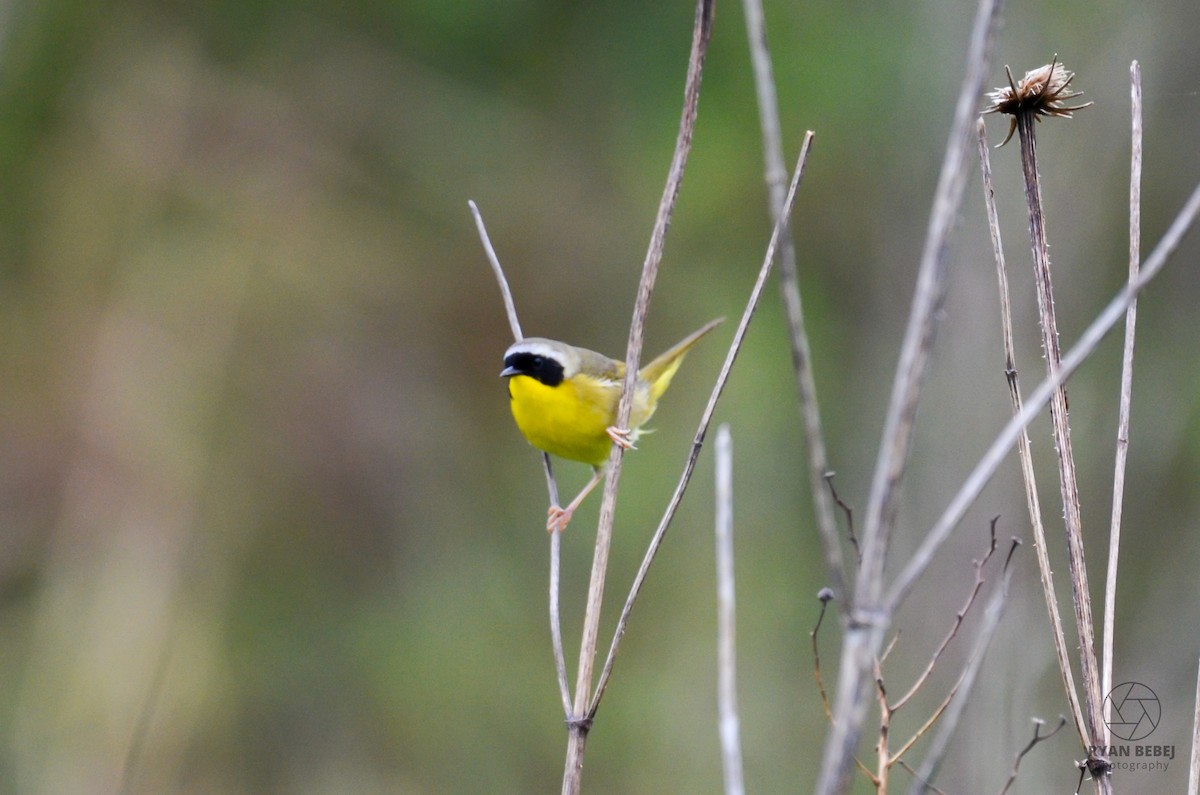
[547, 505, 574, 534]
[606, 426, 636, 451]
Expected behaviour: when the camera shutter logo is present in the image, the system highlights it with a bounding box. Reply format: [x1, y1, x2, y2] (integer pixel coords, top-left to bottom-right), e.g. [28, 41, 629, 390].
[1104, 682, 1160, 742]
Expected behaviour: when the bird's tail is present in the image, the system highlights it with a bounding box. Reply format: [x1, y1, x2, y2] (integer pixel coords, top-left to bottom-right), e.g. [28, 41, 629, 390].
[639, 317, 724, 402]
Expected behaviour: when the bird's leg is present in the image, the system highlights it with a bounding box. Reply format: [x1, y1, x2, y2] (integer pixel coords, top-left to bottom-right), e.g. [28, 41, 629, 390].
[547, 468, 605, 534]
[606, 426, 636, 451]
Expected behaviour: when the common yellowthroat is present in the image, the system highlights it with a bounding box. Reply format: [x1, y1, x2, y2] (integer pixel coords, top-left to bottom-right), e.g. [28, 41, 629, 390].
[501, 318, 723, 532]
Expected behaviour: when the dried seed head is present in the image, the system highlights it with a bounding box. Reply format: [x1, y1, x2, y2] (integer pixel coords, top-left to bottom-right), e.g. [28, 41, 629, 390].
[983, 58, 1093, 145]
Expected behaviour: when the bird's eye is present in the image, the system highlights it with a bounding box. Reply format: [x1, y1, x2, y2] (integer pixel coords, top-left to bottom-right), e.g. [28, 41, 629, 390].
[518, 351, 564, 386]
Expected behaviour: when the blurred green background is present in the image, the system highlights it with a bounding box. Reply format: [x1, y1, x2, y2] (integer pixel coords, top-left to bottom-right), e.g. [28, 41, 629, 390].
[1, 0, 1198, 792]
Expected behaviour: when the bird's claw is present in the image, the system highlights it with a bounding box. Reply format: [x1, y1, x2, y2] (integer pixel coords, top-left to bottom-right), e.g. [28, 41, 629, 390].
[547, 505, 573, 534]
[606, 426, 636, 450]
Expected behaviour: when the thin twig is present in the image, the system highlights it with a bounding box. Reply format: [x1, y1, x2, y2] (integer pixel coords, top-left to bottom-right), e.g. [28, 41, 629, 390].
[714, 425, 745, 795]
[812, 588, 836, 721]
[898, 760, 949, 795]
[825, 472, 860, 564]
[469, 202, 572, 714]
[891, 682, 952, 770]
[470, 200, 523, 341]
[741, 0, 845, 603]
[815, 1, 1005, 791]
[874, 659, 892, 789]
[1103, 60, 1142, 731]
[887, 176, 1200, 610]
[1189, 659, 1200, 795]
[879, 631, 901, 667]
[563, 2, 713, 790]
[975, 116, 1087, 742]
[891, 519, 998, 713]
[590, 133, 816, 716]
[906, 539, 1021, 795]
[998, 717, 1068, 795]
[118, 620, 176, 794]
[546, 455, 572, 715]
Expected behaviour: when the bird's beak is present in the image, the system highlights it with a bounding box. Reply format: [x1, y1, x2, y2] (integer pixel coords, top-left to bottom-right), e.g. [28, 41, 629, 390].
[500, 366, 520, 378]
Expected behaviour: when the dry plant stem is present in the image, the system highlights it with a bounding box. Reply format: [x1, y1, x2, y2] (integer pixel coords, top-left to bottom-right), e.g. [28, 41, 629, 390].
[545, 455, 573, 715]
[1015, 109, 1106, 757]
[856, 0, 1005, 601]
[890, 675, 953, 772]
[879, 631, 901, 667]
[562, 1, 713, 790]
[1189, 659, 1200, 795]
[468, 201, 573, 713]
[907, 540, 1019, 795]
[590, 133, 815, 716]
[890, 521, 997, 713]
[815, 0, 1004, 791]
[812, 597, 873, 786]
[899, 761, 948, 795]
[873, 662, 891, 790]
[1103, 60, 1142, 725]
[880, 529, 1010, 793]
[714, 425, 745, 795]
[975, 118, 1088, 742]
[812, 596, 835, 721]
[879, 651, 970, 795]
[741, 0, 845, 601]
[470, 200, 523, 341]
[887, 176, 1200, 611]
[830, 473, 859, 559]
[826, 474, 860, 561]
[119, 618, 176, 793]
[997, 717, 1068, 795]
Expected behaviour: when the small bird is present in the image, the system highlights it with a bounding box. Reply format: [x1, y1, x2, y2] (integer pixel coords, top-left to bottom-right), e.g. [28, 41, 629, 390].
[501, 318, 723, 533]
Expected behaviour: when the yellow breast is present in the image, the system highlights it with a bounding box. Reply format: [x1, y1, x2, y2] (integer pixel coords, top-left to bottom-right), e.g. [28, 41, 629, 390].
[508, 373, 653, 467]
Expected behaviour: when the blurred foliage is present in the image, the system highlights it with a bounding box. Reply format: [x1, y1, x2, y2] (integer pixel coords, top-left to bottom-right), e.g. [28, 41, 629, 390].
[0, 0, 1198, 793]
